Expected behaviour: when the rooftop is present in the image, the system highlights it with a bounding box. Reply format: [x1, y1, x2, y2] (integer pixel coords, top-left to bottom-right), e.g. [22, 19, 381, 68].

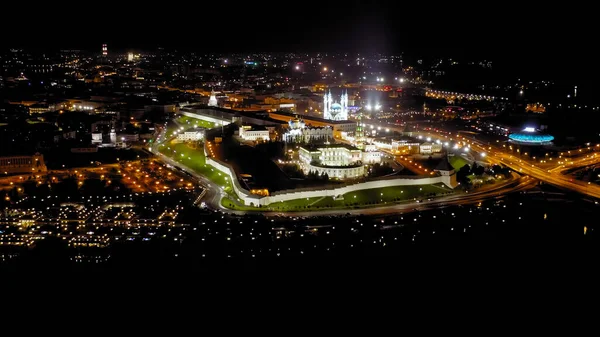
[271, 111, 356, 125]
[242, 125, 268, 131]
[435, 157, 454, 171]
[300, 143, 360, 152]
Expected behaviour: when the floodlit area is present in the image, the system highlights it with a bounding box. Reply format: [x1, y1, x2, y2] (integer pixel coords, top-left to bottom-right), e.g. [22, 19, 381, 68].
[176, 116, 216, 129]
[158, 142, 233, 195]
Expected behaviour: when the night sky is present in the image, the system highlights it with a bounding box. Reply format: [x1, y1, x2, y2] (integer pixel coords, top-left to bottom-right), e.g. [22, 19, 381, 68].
[1, 2, 595, 79]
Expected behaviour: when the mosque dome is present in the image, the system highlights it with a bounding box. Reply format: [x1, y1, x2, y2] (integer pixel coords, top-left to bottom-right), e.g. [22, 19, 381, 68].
[330, 103, 342, 110]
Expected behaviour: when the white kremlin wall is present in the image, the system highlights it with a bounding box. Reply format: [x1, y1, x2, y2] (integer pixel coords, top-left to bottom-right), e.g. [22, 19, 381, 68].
[205, 144, 457, 207]
[180, 111, 231, 126]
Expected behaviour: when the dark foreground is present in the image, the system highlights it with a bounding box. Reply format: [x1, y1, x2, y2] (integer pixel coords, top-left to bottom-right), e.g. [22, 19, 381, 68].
[1, 184, 596, 273]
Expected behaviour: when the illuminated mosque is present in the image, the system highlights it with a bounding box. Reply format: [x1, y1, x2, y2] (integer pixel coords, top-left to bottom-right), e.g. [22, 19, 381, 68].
[323, 90, 348, 121]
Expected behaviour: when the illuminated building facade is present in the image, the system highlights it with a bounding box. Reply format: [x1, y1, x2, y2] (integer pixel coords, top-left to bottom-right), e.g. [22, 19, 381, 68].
[102, 44, 107, 57]
[208, 89, 218, 107]
[419, 142, 443, 155]
[298, 145, 365, 179]
[283, 118, 333, 143]
[0, 153, 47, 174]
[268, 111, 356, 136]
[239, 125, 269, 141]
[176, 130, 205, 142]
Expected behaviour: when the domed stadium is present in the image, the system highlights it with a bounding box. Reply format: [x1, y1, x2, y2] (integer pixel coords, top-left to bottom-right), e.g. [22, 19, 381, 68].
[508, 130, 554, 145]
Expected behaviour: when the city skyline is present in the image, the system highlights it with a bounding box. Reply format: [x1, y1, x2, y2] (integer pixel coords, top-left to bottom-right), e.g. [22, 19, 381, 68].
[0, 4, 596, 269]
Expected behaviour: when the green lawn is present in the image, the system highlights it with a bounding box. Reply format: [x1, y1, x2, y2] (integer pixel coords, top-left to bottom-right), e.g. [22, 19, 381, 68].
[162, 120, 183, 143]
[158, 143, 234, 195]
[222, 183, 454, 212]
[449, 155, 470, 170]
[312, 184, 450, 208]
[160, 117, 217, 145]
[221, 197, 264, 211]
[176, 116, 216, 129]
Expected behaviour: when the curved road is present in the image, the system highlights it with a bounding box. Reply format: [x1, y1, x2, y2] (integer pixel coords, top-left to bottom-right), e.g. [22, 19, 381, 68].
[259, 174, 536, 217]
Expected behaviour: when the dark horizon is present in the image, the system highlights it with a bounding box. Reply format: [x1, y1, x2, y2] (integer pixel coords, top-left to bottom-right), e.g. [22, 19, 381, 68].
[1, 1, 597, 84]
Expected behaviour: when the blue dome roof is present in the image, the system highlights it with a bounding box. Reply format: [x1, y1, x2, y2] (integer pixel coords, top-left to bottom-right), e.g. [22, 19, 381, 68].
[509, 132, 554, 144]
[331, 103, 342, 110]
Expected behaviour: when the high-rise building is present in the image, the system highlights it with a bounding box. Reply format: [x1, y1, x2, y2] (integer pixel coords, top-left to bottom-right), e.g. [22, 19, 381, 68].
[102, 44, 107, 57]
[127, 52, 134, 62]
[323, 90, 348, 121]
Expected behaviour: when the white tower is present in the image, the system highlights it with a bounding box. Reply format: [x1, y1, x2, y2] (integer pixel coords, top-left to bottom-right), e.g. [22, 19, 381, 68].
[340, 90, 348, 120]
[208, 89, 218, 107]
[323, 91, 330, 119]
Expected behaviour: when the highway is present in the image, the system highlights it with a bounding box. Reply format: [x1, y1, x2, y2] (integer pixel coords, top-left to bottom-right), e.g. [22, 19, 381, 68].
[148, 123, 231, 211]
[410, 127, 600, 199]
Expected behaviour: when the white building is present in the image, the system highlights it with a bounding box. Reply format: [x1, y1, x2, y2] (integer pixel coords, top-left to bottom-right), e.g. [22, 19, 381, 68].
[208, 89, 218, 107]
[239, 125, 269, 141]
[91, 133, 103, 144]
[392, 140, 421, 154]
[298, 144, 366, 179]
[419, 142, 443, 155]
[177, 130, 204, 142]
[283, 118, 333, 143]
[362, 144, 382, 164]
[323, 90, 348, 121]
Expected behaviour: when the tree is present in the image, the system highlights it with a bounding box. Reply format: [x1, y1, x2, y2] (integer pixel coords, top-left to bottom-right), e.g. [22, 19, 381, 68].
[471, 163, 485, 176]
[81, 178, 105, 195]
[371, 162, 394, 176]
[456, 164, 471, 184]
[57, 177, 79, 198]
